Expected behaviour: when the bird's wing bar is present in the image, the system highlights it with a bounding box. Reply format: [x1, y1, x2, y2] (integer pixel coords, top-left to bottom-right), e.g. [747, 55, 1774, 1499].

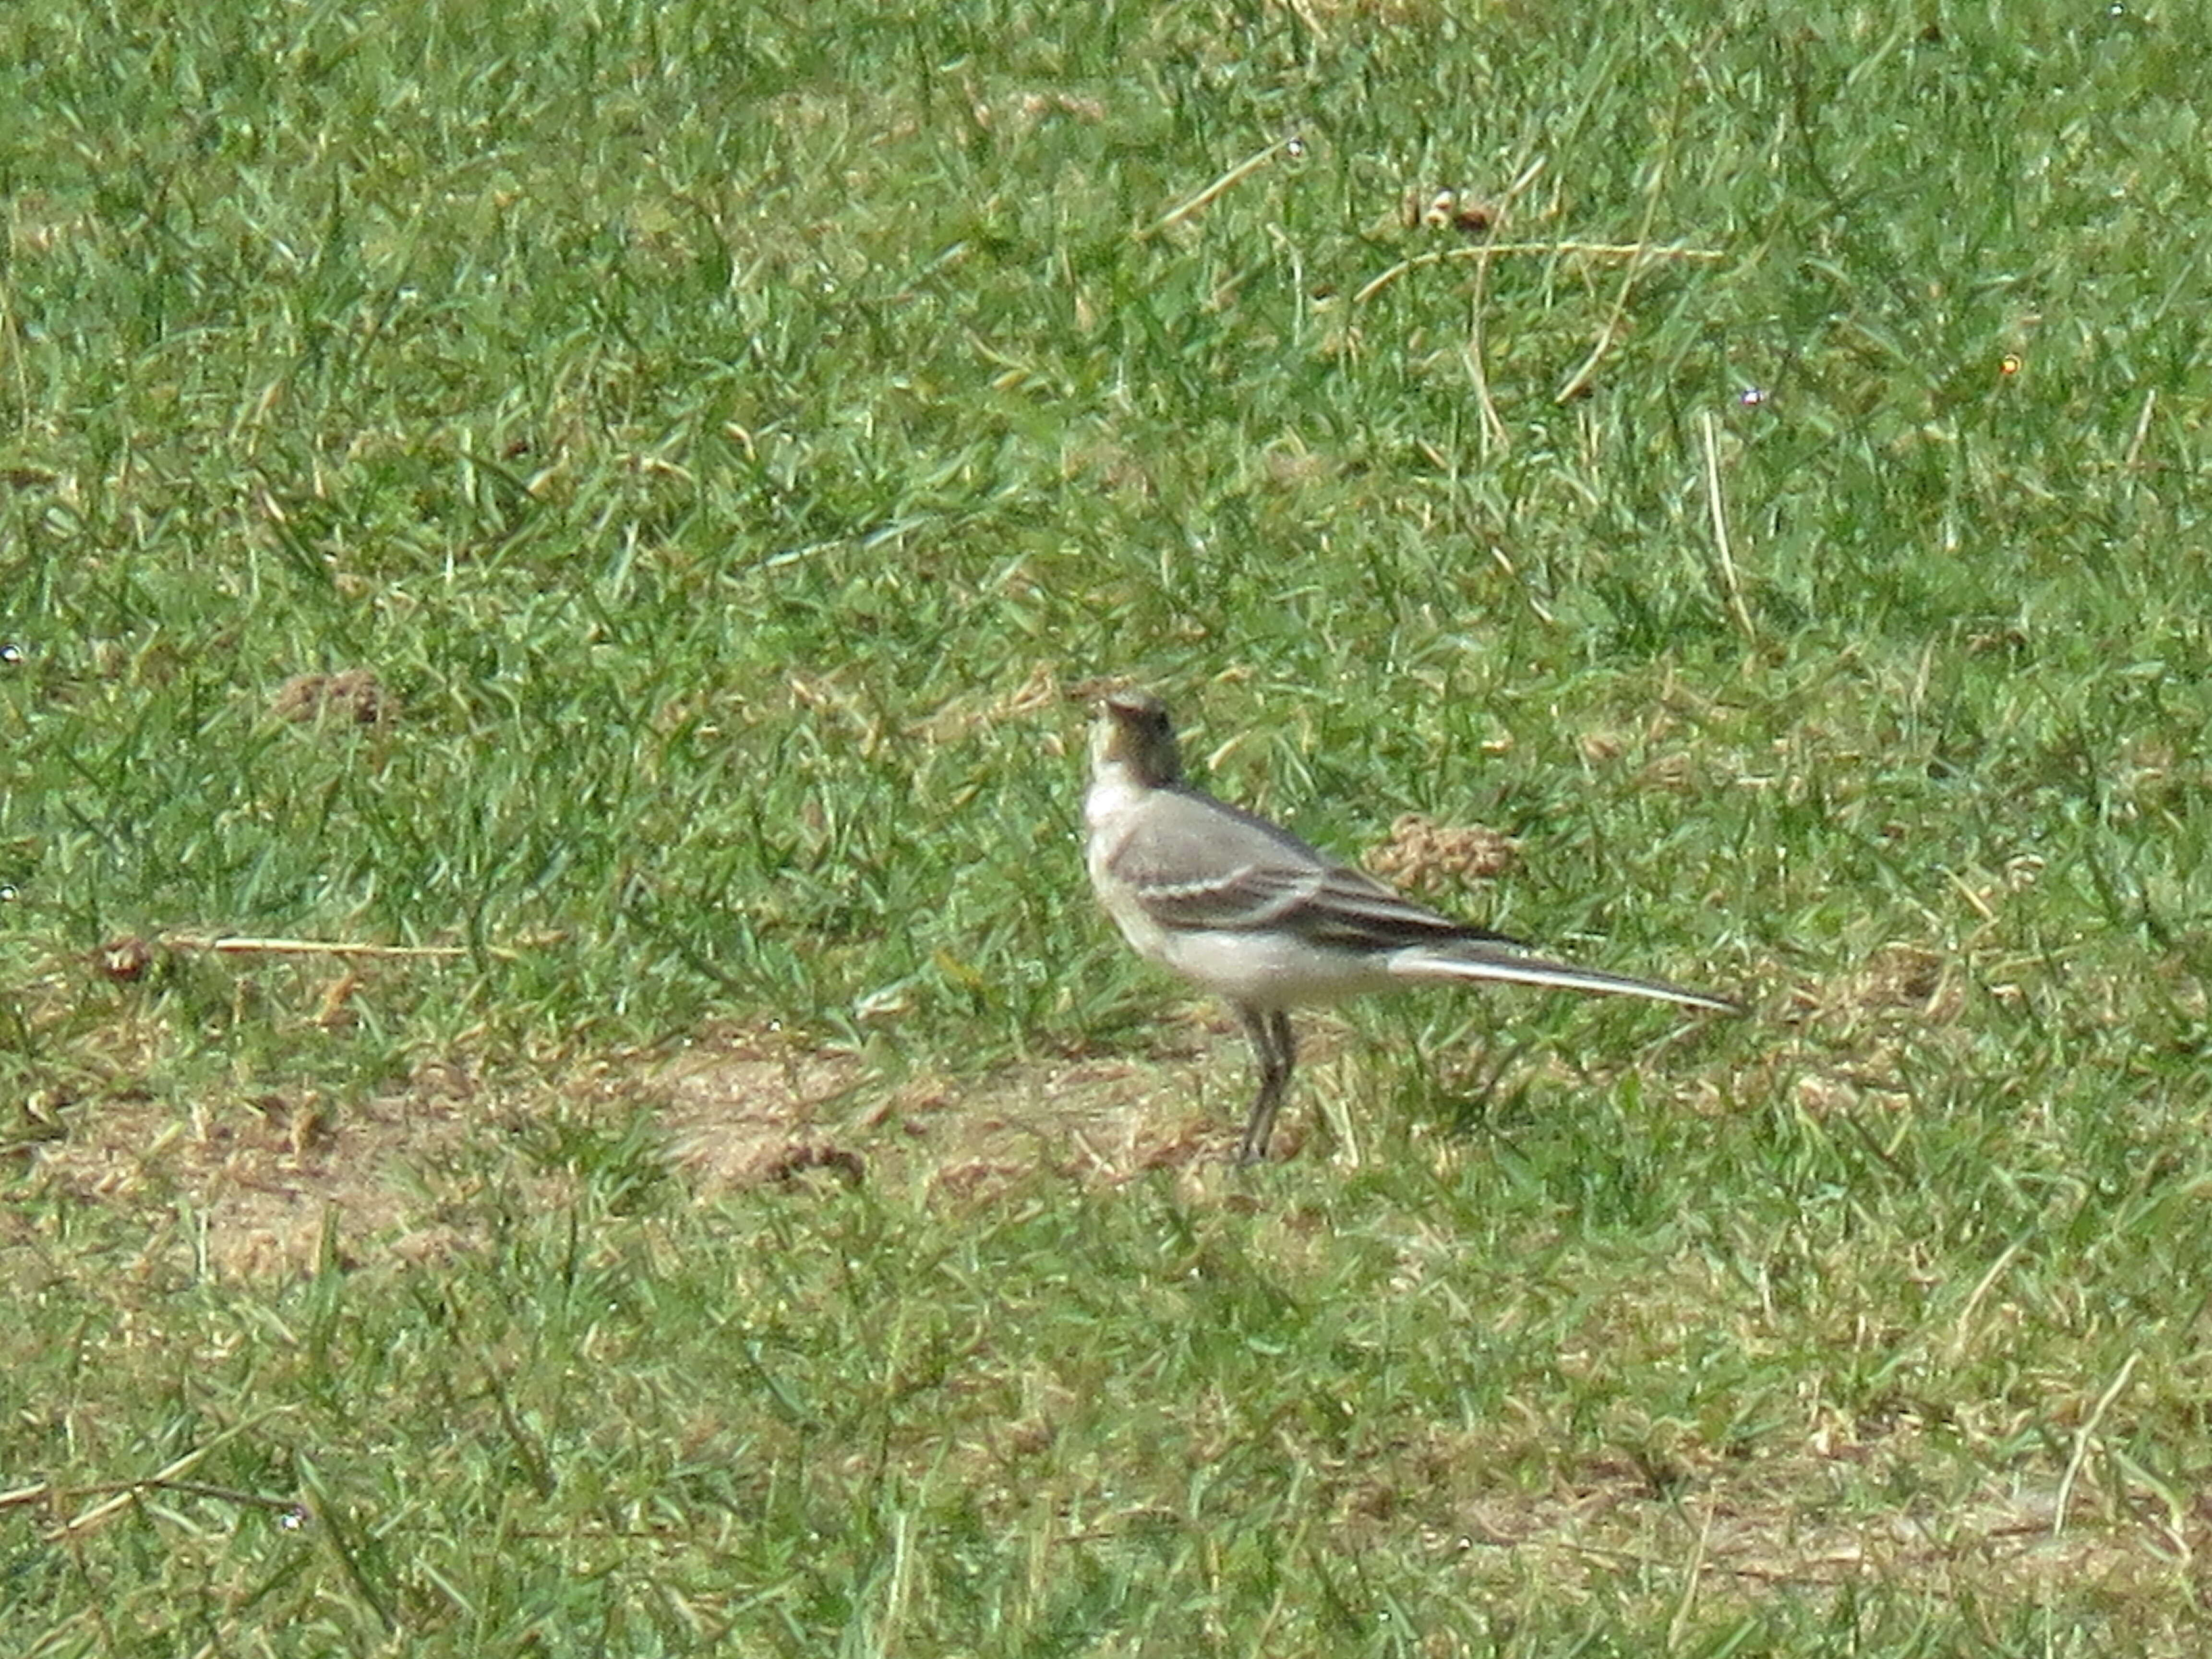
[1109, 790, 1528, 950]
[1275, 866, 1528, 953]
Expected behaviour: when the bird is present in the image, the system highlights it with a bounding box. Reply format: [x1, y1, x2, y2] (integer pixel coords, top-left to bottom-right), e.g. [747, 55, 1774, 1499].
[1083, 688, 1740, 1163]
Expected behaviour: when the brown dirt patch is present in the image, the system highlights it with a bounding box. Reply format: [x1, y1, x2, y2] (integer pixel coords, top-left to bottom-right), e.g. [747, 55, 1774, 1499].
[14, 1020, 1263, 1280]
[270, 667, 393, 727]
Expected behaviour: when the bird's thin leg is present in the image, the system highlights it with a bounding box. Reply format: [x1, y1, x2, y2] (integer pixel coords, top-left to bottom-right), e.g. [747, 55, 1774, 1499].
[1235, 1007, 1297, 1165]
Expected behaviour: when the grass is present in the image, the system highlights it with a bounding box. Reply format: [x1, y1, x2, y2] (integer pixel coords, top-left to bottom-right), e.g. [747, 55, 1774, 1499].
[8, 0, 2212, 1649]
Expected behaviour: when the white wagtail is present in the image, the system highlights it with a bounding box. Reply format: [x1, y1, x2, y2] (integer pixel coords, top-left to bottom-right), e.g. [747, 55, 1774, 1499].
[1084, 689, 1740, 1163]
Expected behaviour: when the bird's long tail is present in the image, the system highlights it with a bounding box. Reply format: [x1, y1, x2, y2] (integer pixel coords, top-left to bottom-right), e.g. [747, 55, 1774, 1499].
[1390, 944, 1740, 1013]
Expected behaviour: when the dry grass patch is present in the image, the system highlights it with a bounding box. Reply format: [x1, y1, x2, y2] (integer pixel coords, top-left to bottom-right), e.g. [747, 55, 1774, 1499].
[12, 1021, 1271, 1277]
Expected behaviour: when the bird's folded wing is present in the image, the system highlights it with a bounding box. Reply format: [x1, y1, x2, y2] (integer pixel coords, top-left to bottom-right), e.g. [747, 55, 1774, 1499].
[1108, 789, 1526, 952]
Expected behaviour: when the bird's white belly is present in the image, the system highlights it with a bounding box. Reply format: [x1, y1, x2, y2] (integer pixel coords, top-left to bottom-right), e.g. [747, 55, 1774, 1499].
[1088, 768, 1399, 1010]
[1147, 925, 1400, 1010]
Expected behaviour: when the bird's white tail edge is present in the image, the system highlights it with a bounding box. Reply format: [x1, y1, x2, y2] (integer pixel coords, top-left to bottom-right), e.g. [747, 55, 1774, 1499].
[1391, 947, 1740, 1013]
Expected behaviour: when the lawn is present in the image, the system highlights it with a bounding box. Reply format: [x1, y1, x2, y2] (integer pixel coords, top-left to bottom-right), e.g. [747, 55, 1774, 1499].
[8, 0, 2212, 1651]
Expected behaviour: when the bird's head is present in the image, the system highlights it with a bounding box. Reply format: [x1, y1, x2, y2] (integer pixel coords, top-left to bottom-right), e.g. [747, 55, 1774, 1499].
[1092, 688, 1183, 787]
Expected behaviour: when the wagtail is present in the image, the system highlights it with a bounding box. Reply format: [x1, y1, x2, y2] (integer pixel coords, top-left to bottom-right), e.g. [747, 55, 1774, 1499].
[1084, 688, 1739, 1162]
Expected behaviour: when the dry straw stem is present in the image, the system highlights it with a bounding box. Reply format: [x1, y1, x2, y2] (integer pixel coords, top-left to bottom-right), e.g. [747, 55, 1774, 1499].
[1556, 201, 1672, 400]
[1700, 408, 1758, 644]
[1666, 1500, 1719, 1651]
[160, 934, 508, 960]
[35, 1410, 297, 1541]
[2053, 1348, 2142, 1540]
[1461, 156, 1552, 453]
[1465, 245, 1509, 452]
[1354, 238, 1725, 306]
[1139, 135, 1302, 239]
[3, 1478, 304, 1524]
[2123, 386, 2157, 469]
